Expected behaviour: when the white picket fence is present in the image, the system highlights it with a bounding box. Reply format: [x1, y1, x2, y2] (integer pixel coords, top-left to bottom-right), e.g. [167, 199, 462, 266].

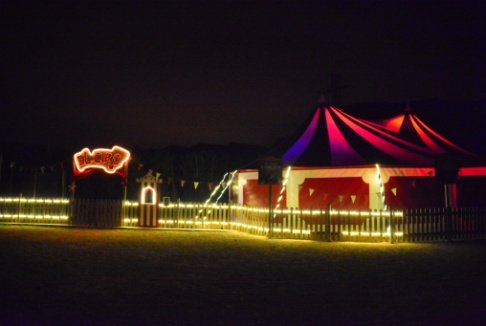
[122, 202, 403, 242]
[1, 196, 485, 242]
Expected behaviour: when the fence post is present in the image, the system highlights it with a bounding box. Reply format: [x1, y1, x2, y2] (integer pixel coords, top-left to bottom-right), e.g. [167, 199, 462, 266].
[347, 210, 351, 241]
[17, 193, 23, 223]
[389, 207, 394, 244]
[319, 209, 323, 241]
[326, 204, 331, 241]
[268, 184, 273, 239]
[446, 207, 453, 242]
[481, 208, 485, 238]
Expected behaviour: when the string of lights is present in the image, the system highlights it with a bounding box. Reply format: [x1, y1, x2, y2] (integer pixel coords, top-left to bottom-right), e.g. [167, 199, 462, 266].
[195, 169, 237, 218]
[214, 170, 237, 204]
[273, 166, 292, 218]
[375, 163, 387, 210]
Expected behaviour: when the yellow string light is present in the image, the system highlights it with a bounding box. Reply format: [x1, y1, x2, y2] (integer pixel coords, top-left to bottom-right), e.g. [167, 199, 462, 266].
[273, 166, 292, 218]
[375, 163, 387, 210]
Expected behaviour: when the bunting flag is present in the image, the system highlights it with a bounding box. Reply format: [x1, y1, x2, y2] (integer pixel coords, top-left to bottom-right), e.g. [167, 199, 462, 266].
[338, 195, 344, 203]
[351, 195, 357, 204]
[391, 187, 397, 196]
[5, 160, 67, 175]
[308, 188, 315, 197]
[68, 182, 77, 193]
[123, 156, 224, 194]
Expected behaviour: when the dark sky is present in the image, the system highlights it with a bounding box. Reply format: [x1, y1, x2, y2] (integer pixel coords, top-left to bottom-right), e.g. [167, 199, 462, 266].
[1, 0, 485, 149]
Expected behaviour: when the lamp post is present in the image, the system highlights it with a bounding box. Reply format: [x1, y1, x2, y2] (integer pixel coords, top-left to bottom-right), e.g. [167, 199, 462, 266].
[435, 154, 459, 241]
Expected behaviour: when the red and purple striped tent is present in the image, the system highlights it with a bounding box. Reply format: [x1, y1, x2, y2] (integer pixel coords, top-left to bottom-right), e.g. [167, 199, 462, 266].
[237, 104, 485, 210]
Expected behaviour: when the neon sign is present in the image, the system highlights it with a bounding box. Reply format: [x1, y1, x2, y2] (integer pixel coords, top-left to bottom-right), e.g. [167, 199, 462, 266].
[73, 146, 131, 175]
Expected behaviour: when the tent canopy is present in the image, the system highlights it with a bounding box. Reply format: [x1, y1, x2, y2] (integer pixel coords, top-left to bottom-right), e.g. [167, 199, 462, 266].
[271, 104, 482, 167]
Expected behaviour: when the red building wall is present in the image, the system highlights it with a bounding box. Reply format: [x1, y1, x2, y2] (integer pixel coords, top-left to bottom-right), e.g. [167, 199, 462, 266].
[298, 177, 369, 210]
[385, 176, 443, 209]
[243, 179, 286, 208]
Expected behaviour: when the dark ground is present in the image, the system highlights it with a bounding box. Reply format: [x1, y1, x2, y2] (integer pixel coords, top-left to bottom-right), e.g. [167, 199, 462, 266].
[0, 226, 485, 325]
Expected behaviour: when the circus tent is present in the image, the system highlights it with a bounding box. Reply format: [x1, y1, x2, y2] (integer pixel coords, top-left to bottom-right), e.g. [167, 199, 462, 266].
[364, 107, 479, 164]
[236, 104, 486, 210]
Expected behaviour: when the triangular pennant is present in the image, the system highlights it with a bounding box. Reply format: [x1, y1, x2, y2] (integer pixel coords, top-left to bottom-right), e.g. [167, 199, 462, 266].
[351, 195, 357, 204]
[338, 195, 344, 203]
[194, 181, 199, 189]
[181, 180, 186, 188]
[391, 187, 397, 196]
[308, 188, 315, 197]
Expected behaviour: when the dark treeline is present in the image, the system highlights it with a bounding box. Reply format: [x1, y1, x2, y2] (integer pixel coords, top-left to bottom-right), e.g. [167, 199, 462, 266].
[0, 143, 265, 201]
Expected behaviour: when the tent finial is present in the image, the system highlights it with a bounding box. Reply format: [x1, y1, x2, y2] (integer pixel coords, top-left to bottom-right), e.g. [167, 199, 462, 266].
[320, 74, 350, 106]
[318, 94, 329, 107]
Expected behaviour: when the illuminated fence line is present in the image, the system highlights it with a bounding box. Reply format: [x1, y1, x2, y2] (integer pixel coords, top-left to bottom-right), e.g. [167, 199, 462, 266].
[121, 202, 486, 242]
[0, 198, 69, 204]
[2, 197, 485, 242]
[120, 202, 404, 241]
[0, 196, 70, 224]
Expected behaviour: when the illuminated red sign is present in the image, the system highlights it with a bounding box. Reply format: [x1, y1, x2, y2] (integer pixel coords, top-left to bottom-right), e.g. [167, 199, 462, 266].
[73, 146, 131, 175]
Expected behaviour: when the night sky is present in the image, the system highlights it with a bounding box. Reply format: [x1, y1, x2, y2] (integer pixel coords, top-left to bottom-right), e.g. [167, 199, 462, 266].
[1, 0, 485, 150]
